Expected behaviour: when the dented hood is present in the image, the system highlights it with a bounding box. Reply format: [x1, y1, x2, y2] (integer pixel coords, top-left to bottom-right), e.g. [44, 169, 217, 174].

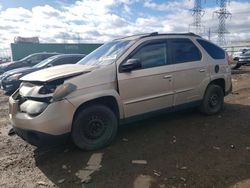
[20, 64, 96, 82]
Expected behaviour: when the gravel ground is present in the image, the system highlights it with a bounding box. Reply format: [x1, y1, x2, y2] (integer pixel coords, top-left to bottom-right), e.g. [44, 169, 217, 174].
[1, 67, 250, 188]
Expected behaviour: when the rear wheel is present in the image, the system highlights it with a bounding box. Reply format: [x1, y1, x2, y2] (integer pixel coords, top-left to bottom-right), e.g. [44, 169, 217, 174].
[72, 105, 118, 150]
[199, 85, 224, 115]
[231, 58, 241, 70]
[231, 63, 241, 70]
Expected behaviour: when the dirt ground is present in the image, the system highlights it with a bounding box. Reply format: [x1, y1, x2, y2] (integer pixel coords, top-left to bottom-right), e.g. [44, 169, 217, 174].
[1, 67, 250, 188]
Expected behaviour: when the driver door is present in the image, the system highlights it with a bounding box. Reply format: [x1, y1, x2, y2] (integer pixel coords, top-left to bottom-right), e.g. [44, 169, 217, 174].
[118, 40, 175, 118]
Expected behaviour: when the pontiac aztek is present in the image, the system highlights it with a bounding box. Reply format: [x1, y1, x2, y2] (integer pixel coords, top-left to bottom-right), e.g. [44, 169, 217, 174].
[9, 33, 232, 150]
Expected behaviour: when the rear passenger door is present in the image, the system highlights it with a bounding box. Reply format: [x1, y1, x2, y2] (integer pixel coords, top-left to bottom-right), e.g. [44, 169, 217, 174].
[118, 40, 175, 118]
[169, 38, 208, 106]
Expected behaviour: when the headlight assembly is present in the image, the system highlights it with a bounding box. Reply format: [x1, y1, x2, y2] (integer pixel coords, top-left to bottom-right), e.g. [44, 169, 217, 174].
[53, 83, 77, 101]
[38, 85, 56, 94]
[19, 82, 77, 102]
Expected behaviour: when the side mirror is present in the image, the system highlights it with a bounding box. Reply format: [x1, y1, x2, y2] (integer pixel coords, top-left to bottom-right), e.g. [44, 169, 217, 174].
[47, 63, 53, 67]
[121, 59, 141, 72]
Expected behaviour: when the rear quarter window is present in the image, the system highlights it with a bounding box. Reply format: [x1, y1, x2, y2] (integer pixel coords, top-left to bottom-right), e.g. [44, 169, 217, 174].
[197, 39, 225, 59]
[169, 38, 202, 64]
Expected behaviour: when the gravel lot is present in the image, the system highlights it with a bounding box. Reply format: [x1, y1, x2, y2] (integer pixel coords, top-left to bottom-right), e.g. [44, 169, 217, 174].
[1, 67, 250, 188]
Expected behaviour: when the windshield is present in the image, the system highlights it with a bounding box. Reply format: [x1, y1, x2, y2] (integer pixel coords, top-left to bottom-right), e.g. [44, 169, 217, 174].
[19, 54, 35, 62]
[77, 40, 134, 66]
[244, 50, 250, 55]
[33, 55, 58, 68]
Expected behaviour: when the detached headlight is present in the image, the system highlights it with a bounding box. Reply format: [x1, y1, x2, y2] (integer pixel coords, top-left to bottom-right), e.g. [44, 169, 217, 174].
[20, 100, 48, 116]
[7, 73, 23, 81]
[53, 83, 77, 101]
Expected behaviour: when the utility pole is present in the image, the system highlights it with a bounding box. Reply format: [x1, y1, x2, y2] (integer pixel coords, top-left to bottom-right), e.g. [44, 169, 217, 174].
[208, 28, 211, 41]
[189, 0, 205, 35]
[77, 33, 81, 43]
[214, 0, 231, 46]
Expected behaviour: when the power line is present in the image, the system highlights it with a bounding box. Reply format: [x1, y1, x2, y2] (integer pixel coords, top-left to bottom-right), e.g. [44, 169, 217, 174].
[189, 0, 205, 36]
[214, 0, 232, 46]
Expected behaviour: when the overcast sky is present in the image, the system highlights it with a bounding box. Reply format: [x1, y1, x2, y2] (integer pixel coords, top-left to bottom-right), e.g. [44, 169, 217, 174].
[0, 0, 250, 50]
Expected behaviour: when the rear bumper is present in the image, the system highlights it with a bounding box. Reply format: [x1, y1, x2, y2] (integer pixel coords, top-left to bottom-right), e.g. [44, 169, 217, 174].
[13, 127, 69, 147]
[225, 82, 232, 96]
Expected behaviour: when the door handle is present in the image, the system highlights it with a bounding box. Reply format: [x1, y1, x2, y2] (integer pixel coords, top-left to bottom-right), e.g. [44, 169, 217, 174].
[163, 75, 172, 79]
[199, 69, 206, 72]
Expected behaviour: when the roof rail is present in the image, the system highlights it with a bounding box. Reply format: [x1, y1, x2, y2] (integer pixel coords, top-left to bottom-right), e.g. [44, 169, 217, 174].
[114, 32, 201, 41]
[141, 32, 201, 38]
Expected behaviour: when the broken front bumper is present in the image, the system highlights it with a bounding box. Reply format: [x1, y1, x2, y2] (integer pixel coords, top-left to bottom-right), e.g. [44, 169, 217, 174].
[14, 127, 70, 147]
[9, 95, 76, 145]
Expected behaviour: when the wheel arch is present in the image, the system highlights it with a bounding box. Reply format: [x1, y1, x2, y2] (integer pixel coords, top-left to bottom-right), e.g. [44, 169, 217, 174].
[72, 96, 121, 129]
[208, 78, 226, 95]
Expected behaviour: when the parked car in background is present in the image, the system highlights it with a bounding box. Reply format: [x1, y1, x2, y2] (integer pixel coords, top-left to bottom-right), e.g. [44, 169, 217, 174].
[0, 54, 85, 94]
[231, 48, 250, 69]
[9, 32, 232, 150]
[0, 52, 59, 74]
[238, 49, 250, 65]
[0, 57, 11, 64]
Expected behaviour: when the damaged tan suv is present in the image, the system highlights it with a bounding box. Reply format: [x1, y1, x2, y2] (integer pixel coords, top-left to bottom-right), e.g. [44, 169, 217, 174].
[9, 33, 232, 150]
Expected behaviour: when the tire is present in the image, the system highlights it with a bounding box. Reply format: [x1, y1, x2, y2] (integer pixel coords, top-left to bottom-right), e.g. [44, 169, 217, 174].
[72, 105, 118, 150]
[232, 62, 241, 70]
[199, 85, 224, 115]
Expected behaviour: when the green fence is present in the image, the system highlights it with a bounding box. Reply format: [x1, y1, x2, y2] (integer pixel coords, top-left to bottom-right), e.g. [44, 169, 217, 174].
[10, 43, 102, 61]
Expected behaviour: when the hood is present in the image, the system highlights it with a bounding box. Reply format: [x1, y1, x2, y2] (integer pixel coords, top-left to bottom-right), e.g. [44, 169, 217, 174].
[21, 64, 97, 82]
[4, 67, 34, 76]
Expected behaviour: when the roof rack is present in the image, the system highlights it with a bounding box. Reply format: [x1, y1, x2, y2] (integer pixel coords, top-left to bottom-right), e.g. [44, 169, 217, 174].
[114, 32, 201, 41]
[114, 33, 154, 40]
[141, 32, 201, 38]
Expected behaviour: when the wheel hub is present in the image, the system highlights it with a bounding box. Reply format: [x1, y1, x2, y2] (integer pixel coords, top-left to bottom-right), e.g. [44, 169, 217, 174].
[84, 115, 106, 139]
[209, 94, 219, 107]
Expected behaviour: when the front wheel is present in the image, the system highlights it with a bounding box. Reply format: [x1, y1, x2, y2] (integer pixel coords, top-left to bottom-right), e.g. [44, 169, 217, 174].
[199, 85, 224, 115]
[72, 105, 118, 150]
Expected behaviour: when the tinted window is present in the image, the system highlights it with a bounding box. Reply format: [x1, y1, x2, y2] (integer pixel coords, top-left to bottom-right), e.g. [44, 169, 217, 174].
[130, 42, 167, 69]
[42, 54, 54, 60]
[197, 39, 225, 59]
[170, 38, 201, 64]
[52, 56, 82, 66]
[69, 56, 84, 63]
[27, 54, 43, 64]
[244, 50, 250, 55]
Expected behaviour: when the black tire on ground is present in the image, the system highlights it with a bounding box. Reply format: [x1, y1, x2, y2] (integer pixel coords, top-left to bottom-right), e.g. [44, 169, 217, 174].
[232, 63, 241, 70]
[72, 105, 118, 150]
[199, 84, 224, 115]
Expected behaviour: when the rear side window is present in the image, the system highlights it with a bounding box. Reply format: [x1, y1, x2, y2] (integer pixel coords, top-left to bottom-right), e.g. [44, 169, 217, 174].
[28, 54, 43, 64]
[42, 54, 51, 60]
[70, 56, 84, 63]
[169, 38, 201, 64]
[130, 42, 167, 69]
[197, 39, 225, 59]
[52, 56, 82, 66]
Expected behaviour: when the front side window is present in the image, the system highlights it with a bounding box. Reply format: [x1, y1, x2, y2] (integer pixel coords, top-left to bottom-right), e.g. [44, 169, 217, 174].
[130, 42, 167, 69]
[197, 39, 225, 59]
[170, 38, 202, 64]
